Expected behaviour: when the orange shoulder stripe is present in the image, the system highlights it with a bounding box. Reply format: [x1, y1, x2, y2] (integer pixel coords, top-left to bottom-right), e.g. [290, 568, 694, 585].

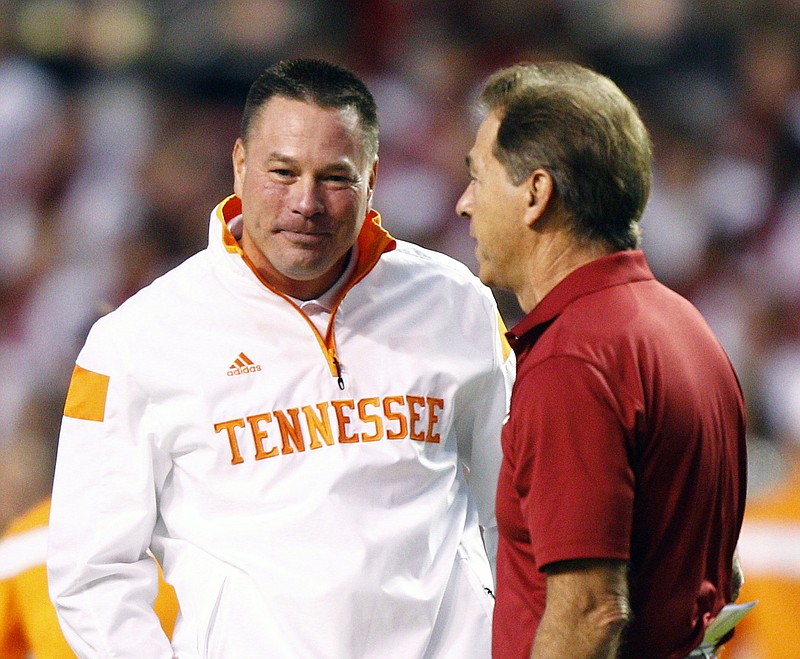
[63, 364, 110, 422]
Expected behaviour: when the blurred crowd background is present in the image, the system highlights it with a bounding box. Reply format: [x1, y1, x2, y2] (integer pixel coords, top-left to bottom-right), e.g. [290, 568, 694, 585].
[1, 0, 799, 655]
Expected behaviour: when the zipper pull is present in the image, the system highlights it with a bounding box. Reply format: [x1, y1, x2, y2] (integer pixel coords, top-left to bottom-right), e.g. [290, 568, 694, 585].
[334, 357, 345, 390]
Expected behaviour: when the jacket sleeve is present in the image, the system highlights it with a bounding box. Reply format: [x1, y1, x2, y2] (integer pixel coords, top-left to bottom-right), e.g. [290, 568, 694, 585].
[47, 321, 174, 658]
[456, 301, 515, 569]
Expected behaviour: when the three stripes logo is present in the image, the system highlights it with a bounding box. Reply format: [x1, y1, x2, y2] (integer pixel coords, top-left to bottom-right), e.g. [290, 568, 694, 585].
[227, 352, 262, 377]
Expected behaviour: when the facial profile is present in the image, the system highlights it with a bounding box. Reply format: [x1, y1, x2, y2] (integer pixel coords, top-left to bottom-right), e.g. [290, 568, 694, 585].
[457, 111, 532, 293]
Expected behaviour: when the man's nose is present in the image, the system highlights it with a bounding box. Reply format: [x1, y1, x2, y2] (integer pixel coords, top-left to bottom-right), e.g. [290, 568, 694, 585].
[292, 178, 324, 217]
[455, 187, 472, 219]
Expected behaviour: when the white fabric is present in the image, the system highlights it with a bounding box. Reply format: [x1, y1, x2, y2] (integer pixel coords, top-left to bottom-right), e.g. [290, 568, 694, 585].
[0, 527, 48, 580]
[47, 198, 514, 658]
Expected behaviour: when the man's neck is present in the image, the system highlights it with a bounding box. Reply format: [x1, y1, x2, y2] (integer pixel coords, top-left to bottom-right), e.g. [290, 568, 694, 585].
[516, 234, 613, 313]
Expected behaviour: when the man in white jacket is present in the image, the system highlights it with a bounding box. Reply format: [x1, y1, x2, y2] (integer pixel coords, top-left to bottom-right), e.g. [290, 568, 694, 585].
[47, 58, 514, 658]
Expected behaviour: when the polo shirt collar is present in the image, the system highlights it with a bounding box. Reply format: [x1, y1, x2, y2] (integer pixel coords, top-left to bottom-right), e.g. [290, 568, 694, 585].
[287, 243, 359, 312]
[507, 249, 654, 346]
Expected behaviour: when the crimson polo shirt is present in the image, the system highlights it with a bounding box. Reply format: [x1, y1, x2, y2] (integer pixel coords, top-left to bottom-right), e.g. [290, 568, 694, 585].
[493, 250, 747, 659]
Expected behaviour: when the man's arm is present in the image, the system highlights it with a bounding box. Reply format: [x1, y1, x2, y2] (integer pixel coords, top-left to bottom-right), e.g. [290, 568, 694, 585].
[531, 558, 630, 659]
[47, 326, 174, 658]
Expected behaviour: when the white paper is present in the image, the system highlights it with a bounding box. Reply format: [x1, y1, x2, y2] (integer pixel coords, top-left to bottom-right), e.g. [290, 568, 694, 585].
[699, 601, 758, 648]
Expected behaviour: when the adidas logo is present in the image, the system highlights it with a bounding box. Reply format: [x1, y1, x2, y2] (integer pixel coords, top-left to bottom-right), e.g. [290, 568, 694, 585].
[227, 352, 262, 377]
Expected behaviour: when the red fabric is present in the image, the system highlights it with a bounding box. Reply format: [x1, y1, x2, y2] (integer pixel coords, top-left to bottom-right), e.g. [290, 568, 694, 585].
[493, 250, 747, 659]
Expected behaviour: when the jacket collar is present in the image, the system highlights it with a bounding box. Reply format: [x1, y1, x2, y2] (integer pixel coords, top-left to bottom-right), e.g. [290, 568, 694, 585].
[209, 194, 397, 296]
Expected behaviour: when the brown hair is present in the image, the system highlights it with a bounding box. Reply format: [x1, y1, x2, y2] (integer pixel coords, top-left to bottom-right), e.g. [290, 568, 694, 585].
[241, 58, 379, 163]
[479, 61, 652, 250]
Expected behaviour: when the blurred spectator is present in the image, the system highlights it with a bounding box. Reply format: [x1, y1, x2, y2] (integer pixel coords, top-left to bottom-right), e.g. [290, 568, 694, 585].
[0, 385, 180, 657]
[725, 438, 800, 658]
[1, 494, 180, 658]
[0, 0, 799, 654]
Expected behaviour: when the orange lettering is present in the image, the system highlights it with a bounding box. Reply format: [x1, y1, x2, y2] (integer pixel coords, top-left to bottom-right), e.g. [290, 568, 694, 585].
[246, 413, 278, 460]
[383, 396, 408, 440]
[302, 402, 334, 449]
[426, 397, 444, 443]
[407, 395, 426, 441]
[274, 408, 306, 454]
[331, 399, 358, 443]
[214, 418, 246, 465]
[217, 393, 446, 461]
[358, 397, 383, 442]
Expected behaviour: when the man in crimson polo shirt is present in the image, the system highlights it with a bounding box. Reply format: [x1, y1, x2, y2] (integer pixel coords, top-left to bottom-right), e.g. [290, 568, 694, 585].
[456, 61, 747, 658]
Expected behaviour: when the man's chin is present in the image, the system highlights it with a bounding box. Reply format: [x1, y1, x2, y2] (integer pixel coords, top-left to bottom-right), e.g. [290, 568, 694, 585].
[476, 262, 495, 288]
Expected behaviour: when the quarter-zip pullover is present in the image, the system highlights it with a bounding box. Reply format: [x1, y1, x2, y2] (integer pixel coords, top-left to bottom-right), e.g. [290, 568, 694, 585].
[48, 195, 514, 658]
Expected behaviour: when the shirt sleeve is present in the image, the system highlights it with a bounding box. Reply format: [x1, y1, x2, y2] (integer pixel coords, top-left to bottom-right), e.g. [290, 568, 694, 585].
[47, 321, 175, 658]
[510, 354, 634, 570]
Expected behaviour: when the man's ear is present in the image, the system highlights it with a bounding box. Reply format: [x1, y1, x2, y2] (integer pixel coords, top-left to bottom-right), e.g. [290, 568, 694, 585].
[367, 157, 378, 209]
[524, 169, 554, 228]
[232, 138, 246, 197]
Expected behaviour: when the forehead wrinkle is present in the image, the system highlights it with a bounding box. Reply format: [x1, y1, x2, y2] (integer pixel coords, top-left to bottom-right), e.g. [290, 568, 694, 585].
[267, 151, 298, 164]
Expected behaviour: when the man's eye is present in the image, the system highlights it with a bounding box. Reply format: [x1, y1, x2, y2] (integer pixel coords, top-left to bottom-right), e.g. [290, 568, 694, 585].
[325, 175, 353, 185]
[272, 169, 294, 177]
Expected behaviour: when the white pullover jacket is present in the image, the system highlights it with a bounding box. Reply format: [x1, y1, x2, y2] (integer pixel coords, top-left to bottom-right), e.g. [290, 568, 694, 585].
[48, 196, 514, 658]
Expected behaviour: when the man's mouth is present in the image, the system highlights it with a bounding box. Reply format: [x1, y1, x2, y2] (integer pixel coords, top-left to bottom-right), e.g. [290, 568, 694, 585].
[278, 229, 330, 246]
